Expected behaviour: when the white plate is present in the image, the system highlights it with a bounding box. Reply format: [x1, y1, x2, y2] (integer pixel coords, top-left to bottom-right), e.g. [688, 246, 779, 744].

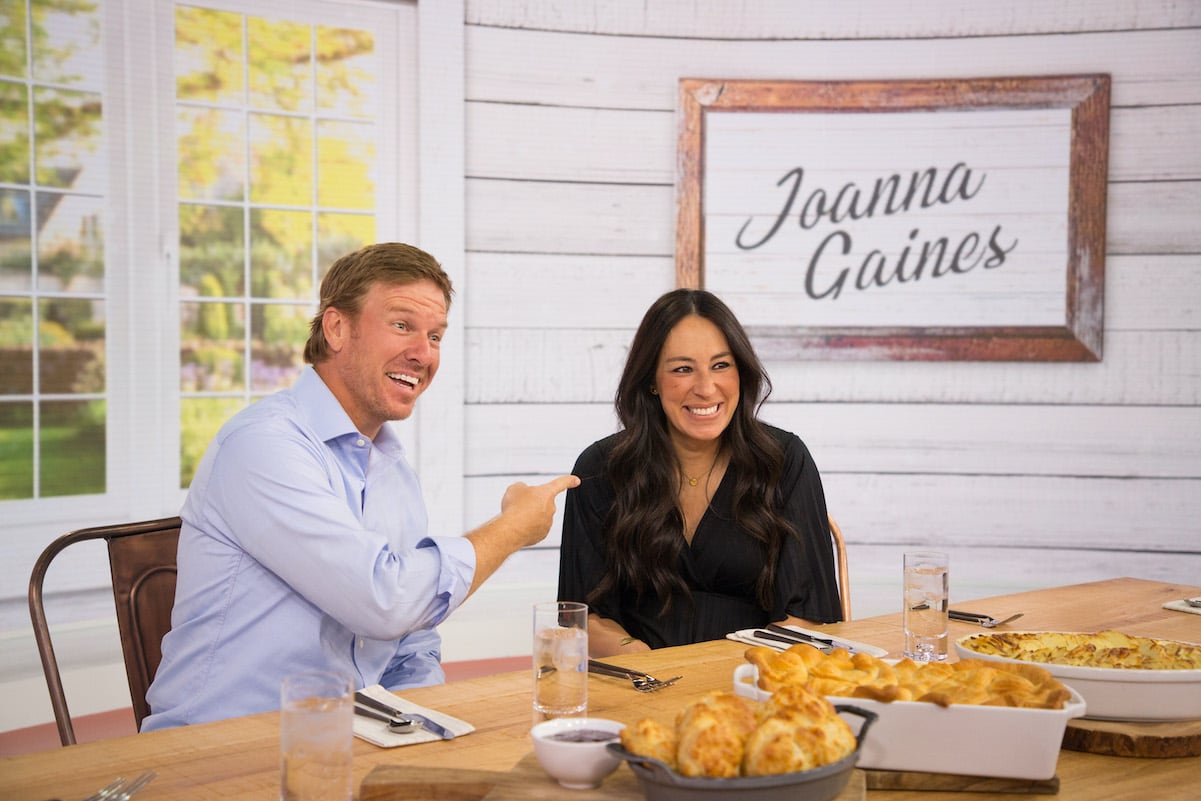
[726, 626, 888, 657]
[733, 663, 1086, 780]
[954, 631, 1201, 721]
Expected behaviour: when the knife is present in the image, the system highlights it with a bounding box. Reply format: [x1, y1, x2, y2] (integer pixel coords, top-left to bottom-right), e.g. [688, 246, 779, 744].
[354, 691, 456, 739]
[764, 623, 858, 653]
[753, 630, 830, 652]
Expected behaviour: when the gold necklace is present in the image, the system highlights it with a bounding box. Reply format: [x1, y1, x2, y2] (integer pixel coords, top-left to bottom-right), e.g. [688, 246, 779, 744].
[681, 452, 719, 488]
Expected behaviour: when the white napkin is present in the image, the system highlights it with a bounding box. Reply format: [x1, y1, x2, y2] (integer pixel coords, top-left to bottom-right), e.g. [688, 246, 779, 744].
[353, 684, 475, 747]
[726, 626, 889, 657]
[1162, 599, 1201, 616]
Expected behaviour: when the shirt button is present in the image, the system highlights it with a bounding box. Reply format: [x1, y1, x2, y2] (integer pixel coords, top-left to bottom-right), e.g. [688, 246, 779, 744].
[358, 638, 365, 648]
[356, 438, 366, 447]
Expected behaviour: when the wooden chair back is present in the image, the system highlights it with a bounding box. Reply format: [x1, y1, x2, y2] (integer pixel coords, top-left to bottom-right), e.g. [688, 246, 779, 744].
[829, 513, 851, 620]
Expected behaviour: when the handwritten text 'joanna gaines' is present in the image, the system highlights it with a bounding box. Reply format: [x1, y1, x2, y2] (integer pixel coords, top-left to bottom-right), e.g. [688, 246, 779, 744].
[733, 163, 1020, 301]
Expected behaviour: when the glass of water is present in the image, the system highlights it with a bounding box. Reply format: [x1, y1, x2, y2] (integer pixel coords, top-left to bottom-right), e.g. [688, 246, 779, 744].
[533, 601, 588, 718]
[280, 671, 353, 801]
[903, 551, 949, 661]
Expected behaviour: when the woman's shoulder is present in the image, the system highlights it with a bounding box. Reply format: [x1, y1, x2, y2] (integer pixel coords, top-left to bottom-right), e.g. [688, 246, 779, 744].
[572, 432, 622, 474]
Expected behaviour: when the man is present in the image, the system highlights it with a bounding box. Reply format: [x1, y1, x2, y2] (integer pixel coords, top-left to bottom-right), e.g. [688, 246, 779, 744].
[143, 243, 577, 729]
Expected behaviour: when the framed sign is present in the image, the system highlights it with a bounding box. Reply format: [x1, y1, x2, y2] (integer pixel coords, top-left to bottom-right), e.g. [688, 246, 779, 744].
[676, 75, 1110, 361]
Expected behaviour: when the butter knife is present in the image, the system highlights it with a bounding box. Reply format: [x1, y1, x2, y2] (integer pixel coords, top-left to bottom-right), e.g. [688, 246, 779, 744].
[753, 630, 831, 652]
[764, 623, 858, 653]
[354, 691, 456, 739]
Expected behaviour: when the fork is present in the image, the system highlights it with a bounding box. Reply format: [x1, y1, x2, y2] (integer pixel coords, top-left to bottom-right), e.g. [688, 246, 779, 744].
[587, 659, 682, 692]
[81, 772, 156, 801]
[949, 610, 1024, 628]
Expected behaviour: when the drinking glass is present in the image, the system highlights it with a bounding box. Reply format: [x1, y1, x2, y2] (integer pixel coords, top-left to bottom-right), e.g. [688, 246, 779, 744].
[903, 551, 949, 661]
[280, 671, 354, 801]
[533, 601, 588, 717]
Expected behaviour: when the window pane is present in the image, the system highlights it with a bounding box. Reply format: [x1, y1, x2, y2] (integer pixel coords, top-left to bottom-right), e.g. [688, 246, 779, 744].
[0, 297, 33, 394]
[251, 302, 307, 392]
[31, 0, 101, 89]
[250, 208, 312, 298]
[248, 16, 311, 112]
[0, 1, 29, 80]
[175, 6, 243, 105]
[248, 112, 312, 205]
[0, 400, 33, 499]
[316, 120, 374, 209]
[317, 212, 373, 271]
[180, 203, 246, 296]
[181, 300, 246, 392]
[33, 87, 102, 192]
[36, 190, 103, 291]
[39, 398, 104, 496]
[178, 107, 245, 201]
[315, 26, 375, 117]
[0, 80, 31, 183]
[180, 395, 242, 486]
[0, 188, 32, 289]
[39, 297, 104, 393]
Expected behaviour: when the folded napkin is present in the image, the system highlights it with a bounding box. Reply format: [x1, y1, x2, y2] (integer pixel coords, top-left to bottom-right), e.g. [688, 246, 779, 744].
[1163, 599, 1201, 616]
[353, 684, 475, 748]
[726, 626, 889, 657]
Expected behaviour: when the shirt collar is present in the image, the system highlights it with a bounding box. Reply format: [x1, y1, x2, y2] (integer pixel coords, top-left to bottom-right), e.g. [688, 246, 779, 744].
[293, 366, 406, 458]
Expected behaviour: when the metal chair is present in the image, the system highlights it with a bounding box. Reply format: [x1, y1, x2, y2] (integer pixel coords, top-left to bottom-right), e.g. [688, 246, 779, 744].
[829, 513, 851, 620]
[28, 516, 181, 745]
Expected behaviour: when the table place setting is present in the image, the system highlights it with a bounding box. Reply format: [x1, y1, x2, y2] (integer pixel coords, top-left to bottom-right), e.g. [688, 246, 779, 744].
[726, 624, 889, 657]
[1162, 596, 1201, 615]
[353, 684, 475, 747]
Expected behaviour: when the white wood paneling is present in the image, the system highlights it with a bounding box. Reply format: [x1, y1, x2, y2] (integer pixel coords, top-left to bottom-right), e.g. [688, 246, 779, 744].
[466, 27, 1201, 109]
[467, 180, 1201, 256]
[468, 1, 1201, 40]
[466, 403, 1201, 479]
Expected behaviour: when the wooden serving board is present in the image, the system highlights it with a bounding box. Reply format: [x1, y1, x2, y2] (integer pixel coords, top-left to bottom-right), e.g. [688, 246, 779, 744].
[1062, 717, 1201, 758]
[863, 770, 1059, 794]
[361, 753, 868, 801]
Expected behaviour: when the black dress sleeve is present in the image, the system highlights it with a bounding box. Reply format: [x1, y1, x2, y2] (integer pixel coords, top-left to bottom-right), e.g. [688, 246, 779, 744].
[557, 437, 623, 622]
[771, 427, 843, 623]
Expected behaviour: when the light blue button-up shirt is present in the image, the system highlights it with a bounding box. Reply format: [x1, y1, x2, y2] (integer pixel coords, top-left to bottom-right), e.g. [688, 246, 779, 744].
[143, 367, 476, 730]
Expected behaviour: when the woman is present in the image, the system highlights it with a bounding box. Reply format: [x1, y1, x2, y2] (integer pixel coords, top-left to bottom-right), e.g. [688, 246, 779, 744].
[558, 289, 842, 657]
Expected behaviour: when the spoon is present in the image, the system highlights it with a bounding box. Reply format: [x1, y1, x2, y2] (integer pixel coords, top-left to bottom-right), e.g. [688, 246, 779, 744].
[1186, 598, 1201, 608]
[354, 703, 418, 733]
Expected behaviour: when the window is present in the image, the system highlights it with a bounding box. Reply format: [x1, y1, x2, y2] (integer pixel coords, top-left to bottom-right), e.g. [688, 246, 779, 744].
[1, 0, 414, 513]
[1, 0, 107, 500]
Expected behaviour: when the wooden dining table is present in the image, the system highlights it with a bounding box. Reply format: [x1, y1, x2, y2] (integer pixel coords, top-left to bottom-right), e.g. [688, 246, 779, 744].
[3, 577, 1198, 801]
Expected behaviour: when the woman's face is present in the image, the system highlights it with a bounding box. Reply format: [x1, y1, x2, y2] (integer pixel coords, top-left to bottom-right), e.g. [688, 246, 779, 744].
[653, 314, 740, 451]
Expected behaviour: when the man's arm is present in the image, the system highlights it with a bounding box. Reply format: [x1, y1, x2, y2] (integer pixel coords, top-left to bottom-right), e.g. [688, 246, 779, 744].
[464, 474, 579, 597]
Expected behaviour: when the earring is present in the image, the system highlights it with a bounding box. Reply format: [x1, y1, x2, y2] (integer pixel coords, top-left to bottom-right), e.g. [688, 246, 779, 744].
[650, 387, 658, 395]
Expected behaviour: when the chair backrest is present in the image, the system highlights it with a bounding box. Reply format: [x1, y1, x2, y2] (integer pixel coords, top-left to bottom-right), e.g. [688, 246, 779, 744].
[28, 516, 181, 746]
[828, 513, 851, 620]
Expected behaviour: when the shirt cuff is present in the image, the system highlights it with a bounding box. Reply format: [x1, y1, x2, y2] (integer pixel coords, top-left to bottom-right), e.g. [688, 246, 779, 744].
[418, 535, 476, 620]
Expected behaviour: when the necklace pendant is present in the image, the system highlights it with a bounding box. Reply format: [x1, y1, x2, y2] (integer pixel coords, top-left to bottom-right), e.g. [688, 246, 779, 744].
[687, 477, 698, 487]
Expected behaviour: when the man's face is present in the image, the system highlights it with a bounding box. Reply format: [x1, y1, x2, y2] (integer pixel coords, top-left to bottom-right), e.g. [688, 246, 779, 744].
[323, 278, 448, 438]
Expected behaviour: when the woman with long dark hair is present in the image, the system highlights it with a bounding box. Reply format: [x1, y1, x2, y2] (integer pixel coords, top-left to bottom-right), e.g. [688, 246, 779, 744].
[558, 289, 842, 656]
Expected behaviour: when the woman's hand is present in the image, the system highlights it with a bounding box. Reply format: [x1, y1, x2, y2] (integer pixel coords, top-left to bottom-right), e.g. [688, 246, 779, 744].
[587, 613, 651, 656]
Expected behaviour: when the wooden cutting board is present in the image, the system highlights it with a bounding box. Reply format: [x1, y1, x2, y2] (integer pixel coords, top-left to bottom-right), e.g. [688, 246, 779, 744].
[1062, 717, 1201, 758]
[360, 753, 868, 801]
[862, 770, 1059, 794]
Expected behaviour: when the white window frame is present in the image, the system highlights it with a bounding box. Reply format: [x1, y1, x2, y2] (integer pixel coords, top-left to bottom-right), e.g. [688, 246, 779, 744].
[0, 0, 463, 613]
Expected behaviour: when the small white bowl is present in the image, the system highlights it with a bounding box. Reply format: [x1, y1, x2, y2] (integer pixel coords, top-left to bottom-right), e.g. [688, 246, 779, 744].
[530, 717, 626, 789]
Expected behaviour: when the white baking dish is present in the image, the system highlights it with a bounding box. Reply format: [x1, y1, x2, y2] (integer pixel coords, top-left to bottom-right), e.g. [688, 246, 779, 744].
[733, 663, 1086, 780]
[955, 632, 1201, 721]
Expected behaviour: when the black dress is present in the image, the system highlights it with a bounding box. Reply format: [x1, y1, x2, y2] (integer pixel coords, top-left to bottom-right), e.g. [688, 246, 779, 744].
[557, 424, 842, 649]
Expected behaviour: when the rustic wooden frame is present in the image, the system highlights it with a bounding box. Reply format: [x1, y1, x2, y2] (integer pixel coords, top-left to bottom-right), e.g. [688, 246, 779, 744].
[676, 75, 1110, 361]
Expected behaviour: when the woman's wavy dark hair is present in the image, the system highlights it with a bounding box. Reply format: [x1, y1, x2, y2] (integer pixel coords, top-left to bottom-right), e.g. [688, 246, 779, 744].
[588, 289, 794, 613]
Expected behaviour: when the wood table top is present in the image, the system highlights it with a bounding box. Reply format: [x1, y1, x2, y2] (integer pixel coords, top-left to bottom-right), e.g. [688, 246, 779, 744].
[3, 576, 1198, 801]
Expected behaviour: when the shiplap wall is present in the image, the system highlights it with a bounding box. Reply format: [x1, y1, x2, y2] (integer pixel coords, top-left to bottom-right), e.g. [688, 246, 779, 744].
[437, 0, 1201, 657]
